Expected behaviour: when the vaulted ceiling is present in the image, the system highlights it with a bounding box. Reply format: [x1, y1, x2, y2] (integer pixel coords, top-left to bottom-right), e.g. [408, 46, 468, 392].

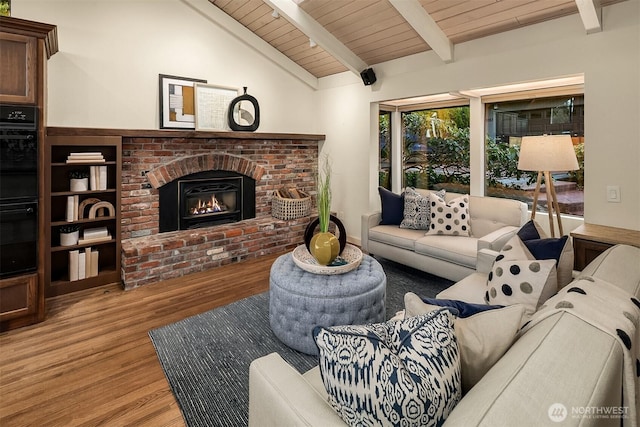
[201, 0, 625, 86]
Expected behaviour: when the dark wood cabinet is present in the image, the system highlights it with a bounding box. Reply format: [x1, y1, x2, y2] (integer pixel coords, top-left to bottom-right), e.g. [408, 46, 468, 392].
[0, 273, 40, 331]
[0, 17, 57, 331]
[0, 16, 57, 105]
[45, 135, 122, 297]
[571, 223, 640, 271]
[0, 32, 36, 104]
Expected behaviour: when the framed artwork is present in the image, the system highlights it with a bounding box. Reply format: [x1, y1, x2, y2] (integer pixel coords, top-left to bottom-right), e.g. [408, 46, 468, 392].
[159, 74, 207, 129]
[194, 83, 239, 131]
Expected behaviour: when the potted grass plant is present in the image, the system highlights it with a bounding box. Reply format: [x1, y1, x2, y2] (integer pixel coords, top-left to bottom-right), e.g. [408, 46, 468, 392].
[309, 155, 339, 265]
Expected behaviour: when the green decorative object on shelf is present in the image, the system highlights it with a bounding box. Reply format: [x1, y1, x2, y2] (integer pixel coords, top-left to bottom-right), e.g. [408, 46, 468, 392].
[309, 232, 339, 266]
[309, 155, 340, 265]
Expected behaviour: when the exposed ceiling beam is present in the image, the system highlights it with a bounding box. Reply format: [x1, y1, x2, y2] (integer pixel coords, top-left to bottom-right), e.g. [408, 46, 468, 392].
[265, 0, 368, 77]
[575, 0, 602, 34]
[181, 0, 318, 89]
[388, 0, 453, 63]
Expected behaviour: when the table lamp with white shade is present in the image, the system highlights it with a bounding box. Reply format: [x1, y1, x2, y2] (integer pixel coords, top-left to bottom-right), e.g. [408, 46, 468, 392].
[517, 134, 579, 237]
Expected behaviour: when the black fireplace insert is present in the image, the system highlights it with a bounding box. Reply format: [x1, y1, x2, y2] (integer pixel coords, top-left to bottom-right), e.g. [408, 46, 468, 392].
[159, 170, 255, 232]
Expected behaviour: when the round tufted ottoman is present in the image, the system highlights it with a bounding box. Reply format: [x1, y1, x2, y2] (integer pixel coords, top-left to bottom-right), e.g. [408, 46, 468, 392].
[269, 252, 387, 355]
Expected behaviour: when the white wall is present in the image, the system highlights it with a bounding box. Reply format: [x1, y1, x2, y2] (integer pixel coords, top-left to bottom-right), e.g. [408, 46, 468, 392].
[13, 0, 640, 241]
[318, 1, 640, 240]
[13, 0, 318, 133]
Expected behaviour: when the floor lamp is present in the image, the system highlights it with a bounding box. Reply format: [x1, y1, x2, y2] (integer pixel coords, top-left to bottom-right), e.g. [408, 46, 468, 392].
[517, 135, 579, 237]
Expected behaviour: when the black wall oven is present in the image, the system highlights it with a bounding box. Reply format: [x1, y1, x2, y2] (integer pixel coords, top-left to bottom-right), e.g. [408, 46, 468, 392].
[0, 105, 39, 278]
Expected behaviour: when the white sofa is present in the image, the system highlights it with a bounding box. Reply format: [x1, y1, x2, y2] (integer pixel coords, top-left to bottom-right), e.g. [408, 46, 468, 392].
[248, 244, 640, 426]
[361, 191, 528, 282]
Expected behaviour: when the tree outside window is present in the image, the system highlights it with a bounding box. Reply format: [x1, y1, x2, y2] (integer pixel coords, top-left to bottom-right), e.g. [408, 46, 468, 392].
[379, 84, 585, 220]
[379, 111, 391, 189]
[401, 107, 470, 192]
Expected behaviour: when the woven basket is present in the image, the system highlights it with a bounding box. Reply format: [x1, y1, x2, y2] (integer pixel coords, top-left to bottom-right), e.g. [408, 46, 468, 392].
[272, 191, 311, 220]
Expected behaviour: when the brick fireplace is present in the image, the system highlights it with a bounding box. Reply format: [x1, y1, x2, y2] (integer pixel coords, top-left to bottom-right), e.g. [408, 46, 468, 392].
[119, 132, 322, 289]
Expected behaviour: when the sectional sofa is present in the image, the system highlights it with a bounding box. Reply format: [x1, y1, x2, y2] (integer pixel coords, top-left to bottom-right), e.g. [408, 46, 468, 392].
[248, 244, 640, 426]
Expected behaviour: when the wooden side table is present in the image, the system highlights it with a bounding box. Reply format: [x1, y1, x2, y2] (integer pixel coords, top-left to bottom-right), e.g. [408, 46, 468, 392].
[570, 223, 640, 270]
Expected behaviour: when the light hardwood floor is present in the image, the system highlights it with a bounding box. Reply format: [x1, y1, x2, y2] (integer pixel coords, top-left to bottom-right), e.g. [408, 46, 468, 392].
[0, 252, 283, 426]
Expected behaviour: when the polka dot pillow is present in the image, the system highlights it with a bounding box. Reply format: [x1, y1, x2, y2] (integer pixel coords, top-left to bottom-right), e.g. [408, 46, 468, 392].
[486, 258, 557, 315]
[426, 194, 470, 236]
[496, 234, 561, 304]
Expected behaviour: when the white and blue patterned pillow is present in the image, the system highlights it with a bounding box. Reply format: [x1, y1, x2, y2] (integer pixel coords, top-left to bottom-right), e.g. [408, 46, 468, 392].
[313, 309, 461, 426]
[400, 188, 446, 230]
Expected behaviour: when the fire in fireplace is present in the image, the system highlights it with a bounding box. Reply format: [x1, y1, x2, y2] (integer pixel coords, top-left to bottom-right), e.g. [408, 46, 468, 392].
[159, 171, 255, 232]
[181, 178, 240, 229]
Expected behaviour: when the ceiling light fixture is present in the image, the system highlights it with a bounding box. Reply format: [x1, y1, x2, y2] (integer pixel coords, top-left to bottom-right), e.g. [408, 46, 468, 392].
[309, 39, 317, 48]
[271, 10, 279, 18]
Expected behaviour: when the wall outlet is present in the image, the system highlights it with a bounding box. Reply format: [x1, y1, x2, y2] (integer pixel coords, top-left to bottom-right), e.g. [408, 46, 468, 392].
[606, 185, 621, 203]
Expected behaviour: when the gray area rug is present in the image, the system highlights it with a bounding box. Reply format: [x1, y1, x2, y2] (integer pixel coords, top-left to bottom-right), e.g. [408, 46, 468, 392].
[149, 256, 453, 426]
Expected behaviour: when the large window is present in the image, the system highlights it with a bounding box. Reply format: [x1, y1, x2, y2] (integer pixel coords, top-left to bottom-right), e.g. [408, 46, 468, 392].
[484, 94, 584, 216]
[378, 78, 585, 219]
[401, 106, 470, 191]
[379, 111, 391, 189]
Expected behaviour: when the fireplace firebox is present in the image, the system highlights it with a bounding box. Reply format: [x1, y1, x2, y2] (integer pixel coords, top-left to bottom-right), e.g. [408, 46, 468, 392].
[159, 170, 255, 232]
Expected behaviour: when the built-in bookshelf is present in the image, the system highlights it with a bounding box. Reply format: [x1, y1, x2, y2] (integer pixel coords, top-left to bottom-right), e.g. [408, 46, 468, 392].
[45, 135, 122, 297]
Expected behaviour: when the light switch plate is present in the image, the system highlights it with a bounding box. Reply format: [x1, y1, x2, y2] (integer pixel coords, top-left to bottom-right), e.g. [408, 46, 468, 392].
[607, 185, 621, 203]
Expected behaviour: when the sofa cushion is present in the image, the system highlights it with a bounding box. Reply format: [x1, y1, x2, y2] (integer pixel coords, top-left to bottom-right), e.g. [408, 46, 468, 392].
[517, 220, 574, 288]
[400, 188, 445, 230]
[369, 224, 426, 250]
[414, 235, 478, 268]
[404, 292, 525, 394]
[427, 194, 471, 236]
[443, 312, 626, 426]
[486, 258, 557, 315]
[468, 195, 527, 238]
[437, 272, 490, 304]
[378, 187, 404, 225]
[313, 310, 461, 427]
[580, 244, 640, 298]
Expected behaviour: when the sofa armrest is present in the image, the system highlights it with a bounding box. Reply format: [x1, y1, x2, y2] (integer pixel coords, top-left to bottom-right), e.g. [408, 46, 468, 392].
[249, 353, 345, 427]
[361, 211, 382, 254]
[477, 225, 519, 252]
[477, 248, 499, 274]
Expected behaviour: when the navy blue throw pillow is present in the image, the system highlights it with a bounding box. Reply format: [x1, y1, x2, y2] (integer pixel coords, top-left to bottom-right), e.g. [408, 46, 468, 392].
[420, 297, 504, 318]
[517, 220, 541, 241]
[523, 235, 569, 264]
[378, 187, 404, 225]
[517, 220, 568, 265]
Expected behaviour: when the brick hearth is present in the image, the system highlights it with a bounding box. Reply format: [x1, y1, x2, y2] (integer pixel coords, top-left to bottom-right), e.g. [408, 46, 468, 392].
[120, 133, 321, 289]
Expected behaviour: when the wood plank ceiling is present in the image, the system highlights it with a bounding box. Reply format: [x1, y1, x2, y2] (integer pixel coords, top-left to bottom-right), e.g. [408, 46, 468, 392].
[209, 0, 625, 79]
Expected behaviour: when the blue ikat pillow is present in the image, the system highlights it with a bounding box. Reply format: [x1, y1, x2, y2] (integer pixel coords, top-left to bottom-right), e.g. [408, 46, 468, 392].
[313, 309, 461, 427]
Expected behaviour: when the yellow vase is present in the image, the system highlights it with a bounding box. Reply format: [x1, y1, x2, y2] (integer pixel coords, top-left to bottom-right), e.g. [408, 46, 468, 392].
[310, 232, 340, 266]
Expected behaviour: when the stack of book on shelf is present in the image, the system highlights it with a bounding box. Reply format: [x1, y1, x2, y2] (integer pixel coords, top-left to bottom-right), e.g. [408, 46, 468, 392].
[89, 165, 108, 191]
[66, 195, 79, 221]
[69, 247, 99, 281]
[66, 152, 105, 163]
[79, 226, 111, 244]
